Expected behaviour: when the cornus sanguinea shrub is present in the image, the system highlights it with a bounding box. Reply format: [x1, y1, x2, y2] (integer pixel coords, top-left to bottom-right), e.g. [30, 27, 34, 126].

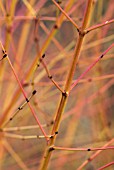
[0, 0, 114, 170]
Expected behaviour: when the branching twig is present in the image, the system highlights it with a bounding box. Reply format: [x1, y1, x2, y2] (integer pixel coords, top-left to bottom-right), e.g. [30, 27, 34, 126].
[52, 0, 79, 30]
[33, 18, 64, 93]
[77, 138, 114, 170]
[0, 41, 48, 142]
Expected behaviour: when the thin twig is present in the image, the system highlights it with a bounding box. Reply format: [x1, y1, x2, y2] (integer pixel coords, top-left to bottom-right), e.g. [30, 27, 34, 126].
[1, 121, 54, 132]
[3, 132, 54, 140]
[97, 161, 114, 170]
[3, 90, 37, 127]
[33, 19, 64, 93]
[52, 0, 79, 30]
[70, 44, 114, 91]
[77, 138, 114, 170]
[0, 41, 48, 141]
[39, 1, 94, 169]
[53, 145, 114, 152]
[86, 19, 114, 33]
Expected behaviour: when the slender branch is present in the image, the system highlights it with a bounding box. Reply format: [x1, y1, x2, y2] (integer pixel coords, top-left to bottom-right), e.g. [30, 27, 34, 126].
[41, 57, 64, 93]
[40, 22, 65, 51]
[0, 16, 81, 22]
[33, 19, 64, 93]
[77, 138, 114, 170]
[52, 0, 79, 30]
[0, 41, 48, 141]
[86, 19, 114, 33]
[97, 161, 114, 170]
[0, 1, 113, 170]
[3, 132, 56, 140]
[1, 121, 54, 132]
[37, 73, 114, 86]
[39, 1, 93, 169]
[3, 132, 46, 140]
[3, 90, 37, 127]
[53, 146, 114, 152]
[70, 44, 114, 91]
[0, 0, 75, 126]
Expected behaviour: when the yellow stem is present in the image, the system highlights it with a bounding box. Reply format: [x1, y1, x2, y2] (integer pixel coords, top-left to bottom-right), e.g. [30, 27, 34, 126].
[39, 0, 93, 170]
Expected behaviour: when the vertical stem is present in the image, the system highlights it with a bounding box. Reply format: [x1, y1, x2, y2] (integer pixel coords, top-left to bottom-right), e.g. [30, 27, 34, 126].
[39, 0, 93, 169]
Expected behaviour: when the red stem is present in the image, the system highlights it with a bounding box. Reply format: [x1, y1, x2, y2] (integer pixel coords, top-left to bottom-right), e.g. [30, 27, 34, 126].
[97, 161, 114, 170]
[70, 44, 114, 91]
[6, 57, 48, 141]
[54, 146, 114, 152]
[0, 41, 48, 141]
[86, 19, 114, 32]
